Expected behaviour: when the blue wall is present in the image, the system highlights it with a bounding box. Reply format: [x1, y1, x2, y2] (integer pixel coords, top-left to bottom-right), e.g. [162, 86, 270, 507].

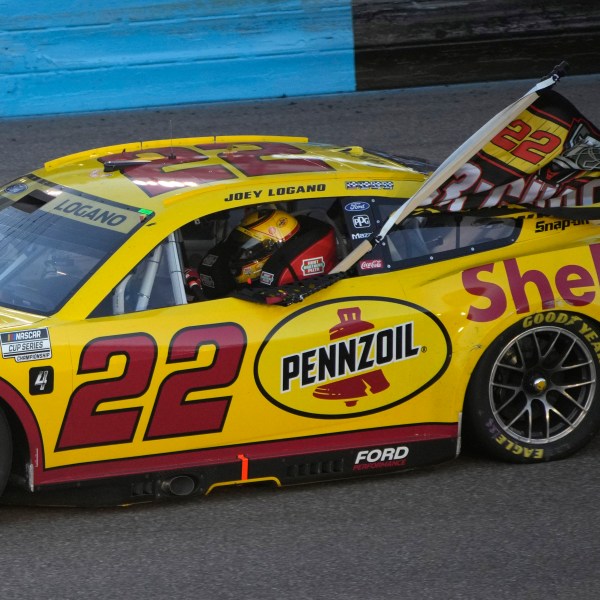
[1, 0, 356, 117]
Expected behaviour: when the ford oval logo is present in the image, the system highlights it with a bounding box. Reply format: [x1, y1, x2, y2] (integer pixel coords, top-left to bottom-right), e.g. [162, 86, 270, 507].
[4, 183, 28, 194]
[344, 201, 370, 212]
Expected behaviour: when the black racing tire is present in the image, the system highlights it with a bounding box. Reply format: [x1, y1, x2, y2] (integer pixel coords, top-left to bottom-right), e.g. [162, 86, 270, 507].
[464, 311, 600, 463]
[0, 405, 12, 495]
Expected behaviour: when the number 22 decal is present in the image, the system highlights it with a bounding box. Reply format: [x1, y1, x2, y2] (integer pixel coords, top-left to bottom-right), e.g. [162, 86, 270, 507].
[56, 323, 246, 451]
[98, 142, 333, 198]
[491, 119, 562, 165]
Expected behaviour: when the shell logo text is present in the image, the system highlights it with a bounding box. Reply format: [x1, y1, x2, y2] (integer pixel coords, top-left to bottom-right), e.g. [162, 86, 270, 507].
[463, 242, 600, 322]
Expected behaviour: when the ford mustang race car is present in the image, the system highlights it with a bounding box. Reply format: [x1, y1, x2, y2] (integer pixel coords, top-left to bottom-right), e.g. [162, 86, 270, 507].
[0, 130, 599, 506]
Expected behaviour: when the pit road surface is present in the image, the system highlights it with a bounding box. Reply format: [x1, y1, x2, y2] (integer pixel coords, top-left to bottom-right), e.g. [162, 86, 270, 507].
[1, 75, 600, 600]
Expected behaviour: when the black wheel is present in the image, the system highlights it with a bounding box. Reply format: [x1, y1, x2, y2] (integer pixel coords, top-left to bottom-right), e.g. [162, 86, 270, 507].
[464, 311, 600, 463]
[0, 405, 12, 495]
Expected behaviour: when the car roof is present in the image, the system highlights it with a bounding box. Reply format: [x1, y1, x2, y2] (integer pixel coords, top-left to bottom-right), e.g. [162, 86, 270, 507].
[36, 135, 429, 216]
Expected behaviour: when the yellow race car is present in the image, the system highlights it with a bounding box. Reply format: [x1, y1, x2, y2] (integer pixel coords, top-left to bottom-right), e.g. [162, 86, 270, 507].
[0, 134, 598, 506]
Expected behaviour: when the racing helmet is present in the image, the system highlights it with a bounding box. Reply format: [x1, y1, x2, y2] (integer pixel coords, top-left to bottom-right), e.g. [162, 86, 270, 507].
[228, 209, 300, 283]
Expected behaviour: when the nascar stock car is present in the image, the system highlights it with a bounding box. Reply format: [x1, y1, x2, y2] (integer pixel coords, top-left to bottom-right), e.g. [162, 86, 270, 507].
[0, 122, 599, 506]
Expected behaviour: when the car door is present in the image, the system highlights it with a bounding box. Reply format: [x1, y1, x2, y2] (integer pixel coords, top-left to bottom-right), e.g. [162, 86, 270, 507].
[40, 199, 457, 485]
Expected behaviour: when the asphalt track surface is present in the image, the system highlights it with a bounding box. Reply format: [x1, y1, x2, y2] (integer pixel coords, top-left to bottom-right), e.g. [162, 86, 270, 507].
[1, 75, 600, 600]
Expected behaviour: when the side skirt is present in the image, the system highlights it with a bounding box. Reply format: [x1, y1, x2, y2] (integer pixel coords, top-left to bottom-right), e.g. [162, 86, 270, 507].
[0, 430, 458, 507]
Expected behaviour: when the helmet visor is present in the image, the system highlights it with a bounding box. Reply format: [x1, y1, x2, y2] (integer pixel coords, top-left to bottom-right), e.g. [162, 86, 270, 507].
[228, 228, 277, 266]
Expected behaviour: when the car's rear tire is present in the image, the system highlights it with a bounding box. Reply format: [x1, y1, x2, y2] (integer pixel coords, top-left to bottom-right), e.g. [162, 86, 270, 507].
[0, 406, 12, 495]
[464, 311, 600, 463]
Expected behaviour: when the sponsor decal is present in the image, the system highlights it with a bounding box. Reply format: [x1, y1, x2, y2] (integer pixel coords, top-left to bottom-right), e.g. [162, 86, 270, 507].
[360, 259, 384, 270]
[260, 270, 275, 286]
[534, 218, 589, 233]
[521, 312, 600, 365]
[345, 181, 394, 191]
[351, 232, 372, 240]
[495, 434, 544, 459]
[344, 201, 371, 212]
[353, 445, 409, 470]
[301, 257, 325, 277]
[4, 183, 28, 194]
[29, 366, 54, 395]
[1, 328, 52, 362]
[275, 216, 288, 228]
[255, 297, 451, 418]
[352, 214, 371, 228]
[463, 241, 600, 322]
[201, 254, 219, 267]
[199, 273, 215, 288]
[522, 311, 584, 329]
[486, 419, 544, 459]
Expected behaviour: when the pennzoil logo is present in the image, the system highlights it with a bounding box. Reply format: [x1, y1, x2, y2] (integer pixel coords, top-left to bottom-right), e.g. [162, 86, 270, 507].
[281, 309, 418, 403]
[255, 298, 451, 418]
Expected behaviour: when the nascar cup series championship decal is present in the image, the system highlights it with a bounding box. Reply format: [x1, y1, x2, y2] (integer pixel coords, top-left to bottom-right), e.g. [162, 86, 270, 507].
[1, 328, 52, 362]
[255, 298, 451, 418]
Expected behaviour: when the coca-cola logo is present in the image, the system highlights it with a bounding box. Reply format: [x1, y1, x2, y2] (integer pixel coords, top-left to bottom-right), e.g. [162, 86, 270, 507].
[360, 259, 384, 270]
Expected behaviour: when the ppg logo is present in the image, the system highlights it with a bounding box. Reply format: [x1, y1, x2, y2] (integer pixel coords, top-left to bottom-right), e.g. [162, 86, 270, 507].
[352, 214, 371, 228]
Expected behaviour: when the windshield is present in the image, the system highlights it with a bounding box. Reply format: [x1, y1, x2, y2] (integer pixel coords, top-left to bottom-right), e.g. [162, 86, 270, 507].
[0, 176, 154, 315]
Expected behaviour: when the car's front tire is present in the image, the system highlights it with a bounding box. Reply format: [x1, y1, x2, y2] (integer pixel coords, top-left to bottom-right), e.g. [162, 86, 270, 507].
[464, 311, 600, 463]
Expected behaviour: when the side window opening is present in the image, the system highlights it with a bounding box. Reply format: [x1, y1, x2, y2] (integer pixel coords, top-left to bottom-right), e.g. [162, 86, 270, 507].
[379, 206, 521, 269]
[192, 200, 342, 300]
[90, 198, 347, 316]
[179, 210, 238, 272]
[287, 203, 350, 261]
[91, 232, 186, 317]
[90, 195, 511, 317]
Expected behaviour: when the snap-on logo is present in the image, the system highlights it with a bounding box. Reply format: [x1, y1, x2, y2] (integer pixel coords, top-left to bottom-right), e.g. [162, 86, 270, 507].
[255, 298, 451, 418]
[344, 201, 370, 212]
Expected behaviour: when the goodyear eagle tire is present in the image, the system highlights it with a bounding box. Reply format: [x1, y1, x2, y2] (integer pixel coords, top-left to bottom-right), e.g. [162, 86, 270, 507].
[464, 311, 600, 463]
[0, 405, 12, 495]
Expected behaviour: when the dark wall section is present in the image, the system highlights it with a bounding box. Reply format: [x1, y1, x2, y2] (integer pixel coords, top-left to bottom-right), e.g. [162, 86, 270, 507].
[353, 0, 600, 89]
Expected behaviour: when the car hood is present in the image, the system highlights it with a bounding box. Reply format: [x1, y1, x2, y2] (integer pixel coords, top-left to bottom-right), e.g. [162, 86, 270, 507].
[0, 308, 46, 331]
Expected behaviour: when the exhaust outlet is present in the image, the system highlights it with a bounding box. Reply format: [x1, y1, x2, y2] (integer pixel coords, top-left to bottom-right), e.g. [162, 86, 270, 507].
[161, 475, 196, 497]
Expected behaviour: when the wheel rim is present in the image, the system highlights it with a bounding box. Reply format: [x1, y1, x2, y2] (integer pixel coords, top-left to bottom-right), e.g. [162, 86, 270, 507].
[489, 326, 596, 444]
